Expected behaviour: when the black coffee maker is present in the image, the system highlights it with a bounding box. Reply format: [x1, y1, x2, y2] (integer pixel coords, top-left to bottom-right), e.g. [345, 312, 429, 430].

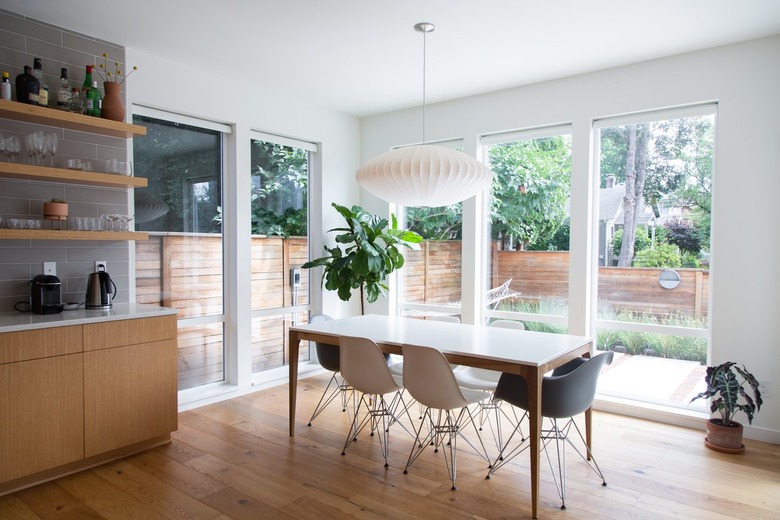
[30, 274, 64, 314]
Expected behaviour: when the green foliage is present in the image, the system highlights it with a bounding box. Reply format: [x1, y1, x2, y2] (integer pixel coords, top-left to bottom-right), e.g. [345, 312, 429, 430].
[302, 203, 422, 313]
[611, 227, 652, 258]
[249, 140, 308, 237]
[690, 362, 763, 426]
[633, 243, 681, 268]
[488, 136, 570, 250]
[405, 204, 462, 240]
[664, 217, 701, 254]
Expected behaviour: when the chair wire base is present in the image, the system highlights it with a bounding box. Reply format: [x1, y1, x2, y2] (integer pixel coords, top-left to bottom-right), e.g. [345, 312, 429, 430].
[486, 416, 607, 510]
[404, 406, 491, 490]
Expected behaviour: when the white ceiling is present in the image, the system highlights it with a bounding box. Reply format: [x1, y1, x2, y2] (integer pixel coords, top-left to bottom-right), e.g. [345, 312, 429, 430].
[4, 0, 780, 117]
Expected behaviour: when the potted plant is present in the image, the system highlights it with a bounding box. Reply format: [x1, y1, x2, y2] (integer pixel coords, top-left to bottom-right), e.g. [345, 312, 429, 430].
[689, 361, 763, 453]
[302, 203, 422, 314]
[43, 198, 68, 222]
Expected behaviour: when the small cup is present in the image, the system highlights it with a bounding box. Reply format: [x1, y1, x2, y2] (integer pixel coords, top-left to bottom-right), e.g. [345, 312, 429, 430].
[64, 158, 83, 170]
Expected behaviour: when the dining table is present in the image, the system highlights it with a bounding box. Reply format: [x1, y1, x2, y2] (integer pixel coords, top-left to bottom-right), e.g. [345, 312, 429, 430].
[288, 314, 592, 519]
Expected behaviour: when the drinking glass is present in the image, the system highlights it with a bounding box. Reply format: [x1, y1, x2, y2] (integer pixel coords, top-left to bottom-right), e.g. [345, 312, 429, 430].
[0, 135, 5, 161]
[46, 133, 58, 167]
[5, 136, 20, 163]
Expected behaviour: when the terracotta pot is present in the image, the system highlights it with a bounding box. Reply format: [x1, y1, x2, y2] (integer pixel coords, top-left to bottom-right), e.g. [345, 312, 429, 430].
[704, 418, 744, 453]
[101, 81, 125, 122]
[43, 202, 68, 221]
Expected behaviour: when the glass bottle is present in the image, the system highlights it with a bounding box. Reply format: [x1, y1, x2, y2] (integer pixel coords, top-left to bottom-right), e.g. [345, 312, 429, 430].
[15, 65, 39, 105]
[80, 65, 93, 114]
[32, 58, 48, 107]
[86, 79, 101, 117]
[66, 87, 83, 113]
[0, 72, 11, 101]
[57, 68, 70, 109]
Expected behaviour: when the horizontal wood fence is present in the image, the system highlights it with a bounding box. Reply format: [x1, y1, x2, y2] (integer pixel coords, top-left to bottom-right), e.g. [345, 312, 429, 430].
[137, 236, 709, 389]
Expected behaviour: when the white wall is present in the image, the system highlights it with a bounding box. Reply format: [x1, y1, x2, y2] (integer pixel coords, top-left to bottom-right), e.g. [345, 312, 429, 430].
[359, 36, 780, 442]
[126, 47, 363, 325]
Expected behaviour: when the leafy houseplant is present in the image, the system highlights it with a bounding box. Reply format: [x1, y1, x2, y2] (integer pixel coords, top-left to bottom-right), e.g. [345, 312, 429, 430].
[689, 361, 763, 453]
[303, 203, 422, 314]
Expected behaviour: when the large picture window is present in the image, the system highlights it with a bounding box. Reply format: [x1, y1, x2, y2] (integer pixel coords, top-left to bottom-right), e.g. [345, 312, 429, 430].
[133, 109, 228, 391]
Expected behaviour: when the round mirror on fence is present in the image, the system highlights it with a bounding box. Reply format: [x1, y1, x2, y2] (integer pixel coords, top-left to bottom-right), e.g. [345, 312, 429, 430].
[659, 269, 681, 289]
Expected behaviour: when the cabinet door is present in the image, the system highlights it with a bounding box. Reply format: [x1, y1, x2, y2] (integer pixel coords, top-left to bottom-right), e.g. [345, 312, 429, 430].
[0, 354, 84, 483]
[83, 339, 177, 457]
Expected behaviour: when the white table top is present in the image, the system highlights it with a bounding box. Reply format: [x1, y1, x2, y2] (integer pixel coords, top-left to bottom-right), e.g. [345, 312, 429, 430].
[0, 303, 177, 333]
[290, 314, 592, 368]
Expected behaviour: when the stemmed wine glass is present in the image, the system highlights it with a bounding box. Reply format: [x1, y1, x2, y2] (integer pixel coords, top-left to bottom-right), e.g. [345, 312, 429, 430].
[33, 132, 46, 166]
[46, 133, 58, 167]
[4, 136, 20, 163]
[25, 133, 37, 164]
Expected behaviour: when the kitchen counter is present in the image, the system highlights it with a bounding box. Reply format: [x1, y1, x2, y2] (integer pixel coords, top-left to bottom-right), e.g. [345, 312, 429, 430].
[0, 303, 177, 333]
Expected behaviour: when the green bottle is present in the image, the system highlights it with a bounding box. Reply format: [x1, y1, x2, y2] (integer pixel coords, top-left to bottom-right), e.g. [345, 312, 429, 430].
[86, 80, 101, 117]
[81, 65, 93, 114]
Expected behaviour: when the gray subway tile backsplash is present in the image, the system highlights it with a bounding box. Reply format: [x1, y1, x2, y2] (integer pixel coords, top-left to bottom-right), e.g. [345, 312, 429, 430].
[0, 12, 132, 312]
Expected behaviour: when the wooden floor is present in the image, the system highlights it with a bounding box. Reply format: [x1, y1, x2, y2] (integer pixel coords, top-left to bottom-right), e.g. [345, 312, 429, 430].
[2, 372, 779, 520]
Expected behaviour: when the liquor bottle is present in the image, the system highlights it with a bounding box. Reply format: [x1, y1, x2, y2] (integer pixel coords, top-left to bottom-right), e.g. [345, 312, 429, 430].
[66, 87, 83, 113]
[15, 65, 39, 105]
[86, 79, 101, 117]
[57, 68, 70, 109]
[80, 65, 93, 113]
[32, 58, 48, 107]
[0, 72, 11, 101]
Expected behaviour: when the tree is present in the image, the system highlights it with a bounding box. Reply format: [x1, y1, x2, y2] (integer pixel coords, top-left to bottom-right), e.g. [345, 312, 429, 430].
[664, 217, 701, 254]
[488, 136, 570, 250]
[302, 203, 422, 314]
[616, 124, 649, 266]
[405, 204, 462, 240]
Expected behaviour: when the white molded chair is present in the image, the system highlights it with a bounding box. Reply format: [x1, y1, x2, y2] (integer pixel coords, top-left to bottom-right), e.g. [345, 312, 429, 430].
[486, 352, 614, 510]
[339, 335, 413, 468]
[454, 319, 526, 449]
[401, 343, 491, 490]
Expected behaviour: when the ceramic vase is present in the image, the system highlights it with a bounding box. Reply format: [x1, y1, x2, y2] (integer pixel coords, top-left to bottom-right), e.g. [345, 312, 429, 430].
[101, 81, 125, 122]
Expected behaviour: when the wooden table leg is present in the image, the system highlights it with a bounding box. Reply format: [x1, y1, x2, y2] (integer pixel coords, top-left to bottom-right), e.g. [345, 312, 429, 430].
[528, 367, 542, 519]
[288, 329, 299, 436]
[585, 406, 592, 460]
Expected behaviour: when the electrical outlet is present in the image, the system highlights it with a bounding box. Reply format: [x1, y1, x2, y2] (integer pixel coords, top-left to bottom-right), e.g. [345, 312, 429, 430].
[94, 260, 107, 273]
[757, 379, 771, 399]
[43, 261, 56, 276]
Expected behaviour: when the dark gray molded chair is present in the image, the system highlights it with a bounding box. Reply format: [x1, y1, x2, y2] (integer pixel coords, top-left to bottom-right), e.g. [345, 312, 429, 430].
[306, 314, 352, 427]
[486, 351, 614, 510]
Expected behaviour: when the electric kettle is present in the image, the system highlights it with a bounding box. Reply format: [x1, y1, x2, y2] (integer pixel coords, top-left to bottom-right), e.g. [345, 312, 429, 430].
[85, 265, 117, 309]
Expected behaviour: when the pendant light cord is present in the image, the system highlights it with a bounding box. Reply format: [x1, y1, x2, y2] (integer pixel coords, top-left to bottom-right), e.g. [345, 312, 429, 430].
[422, 27, 427, 144]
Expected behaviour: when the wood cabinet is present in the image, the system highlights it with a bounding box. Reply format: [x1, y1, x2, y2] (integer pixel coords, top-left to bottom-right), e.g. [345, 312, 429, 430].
[0, 313, 177, 495]
[83, 317, 177, 457]
[0, 99, 148, 242]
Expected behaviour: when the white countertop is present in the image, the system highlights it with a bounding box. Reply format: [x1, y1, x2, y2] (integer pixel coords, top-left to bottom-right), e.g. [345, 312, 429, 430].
[0, 303, 178, 333]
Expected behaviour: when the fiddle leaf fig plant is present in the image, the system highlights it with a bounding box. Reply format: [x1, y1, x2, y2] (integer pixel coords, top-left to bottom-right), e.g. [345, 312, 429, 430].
[303, 203, 422, 314]
[690, 361, 763, 426]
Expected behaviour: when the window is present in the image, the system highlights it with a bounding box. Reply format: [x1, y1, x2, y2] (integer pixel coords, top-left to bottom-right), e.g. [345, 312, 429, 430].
[399, 140, 464, 320]
[593, 105, 715, 409]
[481, 126, 572, 331]
[133, 109, 228, 390]
[248, 131, 315, 374]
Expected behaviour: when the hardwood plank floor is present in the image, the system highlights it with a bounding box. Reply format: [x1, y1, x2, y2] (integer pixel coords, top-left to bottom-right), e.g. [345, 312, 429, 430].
[2, 373, 778, 519]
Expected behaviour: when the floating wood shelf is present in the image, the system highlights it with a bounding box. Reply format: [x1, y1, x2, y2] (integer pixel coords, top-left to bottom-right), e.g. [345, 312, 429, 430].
[0, 162, 147, 188]
[0, 229, 148, 241]
[0, 99, 146, 138]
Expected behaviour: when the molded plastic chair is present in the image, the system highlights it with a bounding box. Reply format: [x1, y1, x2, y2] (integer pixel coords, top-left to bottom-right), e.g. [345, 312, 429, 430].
[401, 343, 491, 490]
[486, 352, 614, 510]
[454, 319, 527, 448]
[306, 314, 354, 428]
[339, 335, 413, 468]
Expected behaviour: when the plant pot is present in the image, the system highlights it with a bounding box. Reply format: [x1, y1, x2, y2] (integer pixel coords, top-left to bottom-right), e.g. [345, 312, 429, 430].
[43, 202, 68, 221]
[101, 81, 125, 122]
[704, 418, 744, 453]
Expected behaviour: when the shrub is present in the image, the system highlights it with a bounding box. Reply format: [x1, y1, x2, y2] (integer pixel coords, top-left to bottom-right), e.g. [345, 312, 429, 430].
[633, 243, 681, 267]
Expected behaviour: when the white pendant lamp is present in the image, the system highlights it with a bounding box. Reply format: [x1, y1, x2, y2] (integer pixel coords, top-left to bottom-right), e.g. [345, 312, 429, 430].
[355, 22, 492, 207]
